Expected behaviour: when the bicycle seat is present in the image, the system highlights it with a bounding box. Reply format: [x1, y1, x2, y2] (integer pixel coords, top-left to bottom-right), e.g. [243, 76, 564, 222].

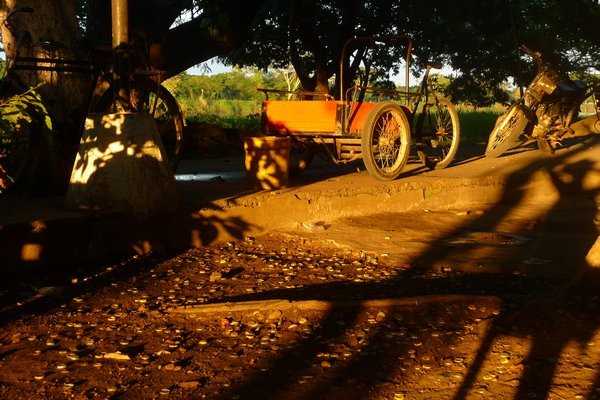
[32, 40, 64, 51]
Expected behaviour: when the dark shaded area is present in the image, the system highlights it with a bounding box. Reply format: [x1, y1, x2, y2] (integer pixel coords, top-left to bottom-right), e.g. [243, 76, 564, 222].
[206, 141, 600, 399]
[1, 132, 600, 398]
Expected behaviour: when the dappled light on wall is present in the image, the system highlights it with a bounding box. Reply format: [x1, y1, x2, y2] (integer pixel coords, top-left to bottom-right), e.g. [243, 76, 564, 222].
[244, 136, 290, 190]
[64, 112, 179, 217]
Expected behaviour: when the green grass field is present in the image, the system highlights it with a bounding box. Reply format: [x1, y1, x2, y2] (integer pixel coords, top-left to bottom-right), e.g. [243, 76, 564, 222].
[180, 98, 504, 144]
[180, 99, 261, 130]
[457, 108, 502, 144]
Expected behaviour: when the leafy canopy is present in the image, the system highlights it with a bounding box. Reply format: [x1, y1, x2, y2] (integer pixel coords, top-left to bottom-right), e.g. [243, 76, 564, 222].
[223, 0, 600, 105]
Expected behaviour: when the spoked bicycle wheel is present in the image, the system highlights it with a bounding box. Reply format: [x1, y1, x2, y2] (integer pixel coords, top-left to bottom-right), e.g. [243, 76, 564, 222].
[485, 103, 529, 158]
[361, 101, 411, 181]
[415, 97, 460, 170]
[97, 80, 185, 171]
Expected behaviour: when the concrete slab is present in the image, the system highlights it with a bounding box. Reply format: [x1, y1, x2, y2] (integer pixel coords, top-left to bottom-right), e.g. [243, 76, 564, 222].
[64, 112, 179, 216]
[1, 133, 600, 274]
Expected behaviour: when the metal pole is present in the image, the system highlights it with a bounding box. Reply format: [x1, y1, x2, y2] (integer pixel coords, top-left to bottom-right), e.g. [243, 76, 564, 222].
[111, 0, 130, 110]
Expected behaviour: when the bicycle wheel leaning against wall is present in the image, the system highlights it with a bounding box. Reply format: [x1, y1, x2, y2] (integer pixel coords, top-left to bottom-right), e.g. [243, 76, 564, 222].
[96, 80, 185, 172]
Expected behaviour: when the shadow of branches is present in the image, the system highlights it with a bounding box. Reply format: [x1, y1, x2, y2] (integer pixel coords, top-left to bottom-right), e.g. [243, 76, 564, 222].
[213, 139, 600, 400]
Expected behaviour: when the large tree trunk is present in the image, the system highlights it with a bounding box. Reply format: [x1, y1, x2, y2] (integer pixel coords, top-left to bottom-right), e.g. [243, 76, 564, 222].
[288, 1, 343, 97]
[1, 0, 89, 122]
[0, 0, 89, 191]
[0, 0, 268, 192]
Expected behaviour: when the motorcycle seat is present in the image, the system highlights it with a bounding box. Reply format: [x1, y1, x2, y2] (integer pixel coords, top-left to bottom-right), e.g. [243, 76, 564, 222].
[558, 80, 587, 93]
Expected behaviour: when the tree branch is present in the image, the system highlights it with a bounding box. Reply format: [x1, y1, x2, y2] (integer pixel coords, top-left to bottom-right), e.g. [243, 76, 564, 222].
[148, 0, 267, 78]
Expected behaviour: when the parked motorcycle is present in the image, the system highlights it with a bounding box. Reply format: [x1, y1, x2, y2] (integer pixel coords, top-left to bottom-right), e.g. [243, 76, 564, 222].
[485, 45, 588, 157]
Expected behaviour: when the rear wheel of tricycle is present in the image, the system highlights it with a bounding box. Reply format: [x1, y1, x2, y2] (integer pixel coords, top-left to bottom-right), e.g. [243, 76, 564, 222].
[288, 138, 315, 177]
[415, 97, 460, 170]
[361, 102, 411, 181]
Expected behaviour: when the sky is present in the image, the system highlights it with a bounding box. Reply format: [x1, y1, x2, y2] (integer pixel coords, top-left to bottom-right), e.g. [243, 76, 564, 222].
[187, 58, 231, 75]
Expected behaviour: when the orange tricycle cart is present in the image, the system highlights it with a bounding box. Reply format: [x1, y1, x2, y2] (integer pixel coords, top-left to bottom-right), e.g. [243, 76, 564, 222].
[258, 35, 460, 181]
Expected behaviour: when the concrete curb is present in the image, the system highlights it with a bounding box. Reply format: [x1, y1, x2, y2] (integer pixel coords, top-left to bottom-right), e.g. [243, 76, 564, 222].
[2, 136, 599, 274]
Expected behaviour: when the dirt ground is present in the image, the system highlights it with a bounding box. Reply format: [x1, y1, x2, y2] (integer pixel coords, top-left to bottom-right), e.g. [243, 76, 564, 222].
[1, 187, 600, 399]
[2, 128, 600, 399]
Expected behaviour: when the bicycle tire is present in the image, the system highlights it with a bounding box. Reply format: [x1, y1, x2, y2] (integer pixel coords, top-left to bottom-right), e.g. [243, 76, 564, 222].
[415, 96, 460, 170]
[96, 80, 185, 172]
[485, 103, 529, 158]
[361, 101, 411, 181]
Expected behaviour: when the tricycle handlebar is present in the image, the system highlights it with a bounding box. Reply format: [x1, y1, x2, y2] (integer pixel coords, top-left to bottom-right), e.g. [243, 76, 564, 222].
[339, 35, 413, 102]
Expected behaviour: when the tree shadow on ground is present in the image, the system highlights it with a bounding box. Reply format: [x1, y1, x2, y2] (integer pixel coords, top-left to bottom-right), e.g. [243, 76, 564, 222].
[0, 200, 256, 326]
[0, 113, 259, 326]
[454, 158, 600, 399]
[2, 119, 599, 397]
[212, 141, 600, 399]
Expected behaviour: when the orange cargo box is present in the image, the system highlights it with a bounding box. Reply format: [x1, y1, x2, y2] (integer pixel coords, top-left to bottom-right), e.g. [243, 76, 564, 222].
[262, 100, 377, 135]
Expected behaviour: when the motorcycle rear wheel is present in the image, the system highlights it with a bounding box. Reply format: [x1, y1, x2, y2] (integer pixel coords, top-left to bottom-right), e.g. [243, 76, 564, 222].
[485, 103, 529, 158]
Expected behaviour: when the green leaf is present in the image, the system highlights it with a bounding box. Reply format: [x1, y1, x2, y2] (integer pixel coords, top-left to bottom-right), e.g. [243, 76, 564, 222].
[0, 85, 52, 137]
